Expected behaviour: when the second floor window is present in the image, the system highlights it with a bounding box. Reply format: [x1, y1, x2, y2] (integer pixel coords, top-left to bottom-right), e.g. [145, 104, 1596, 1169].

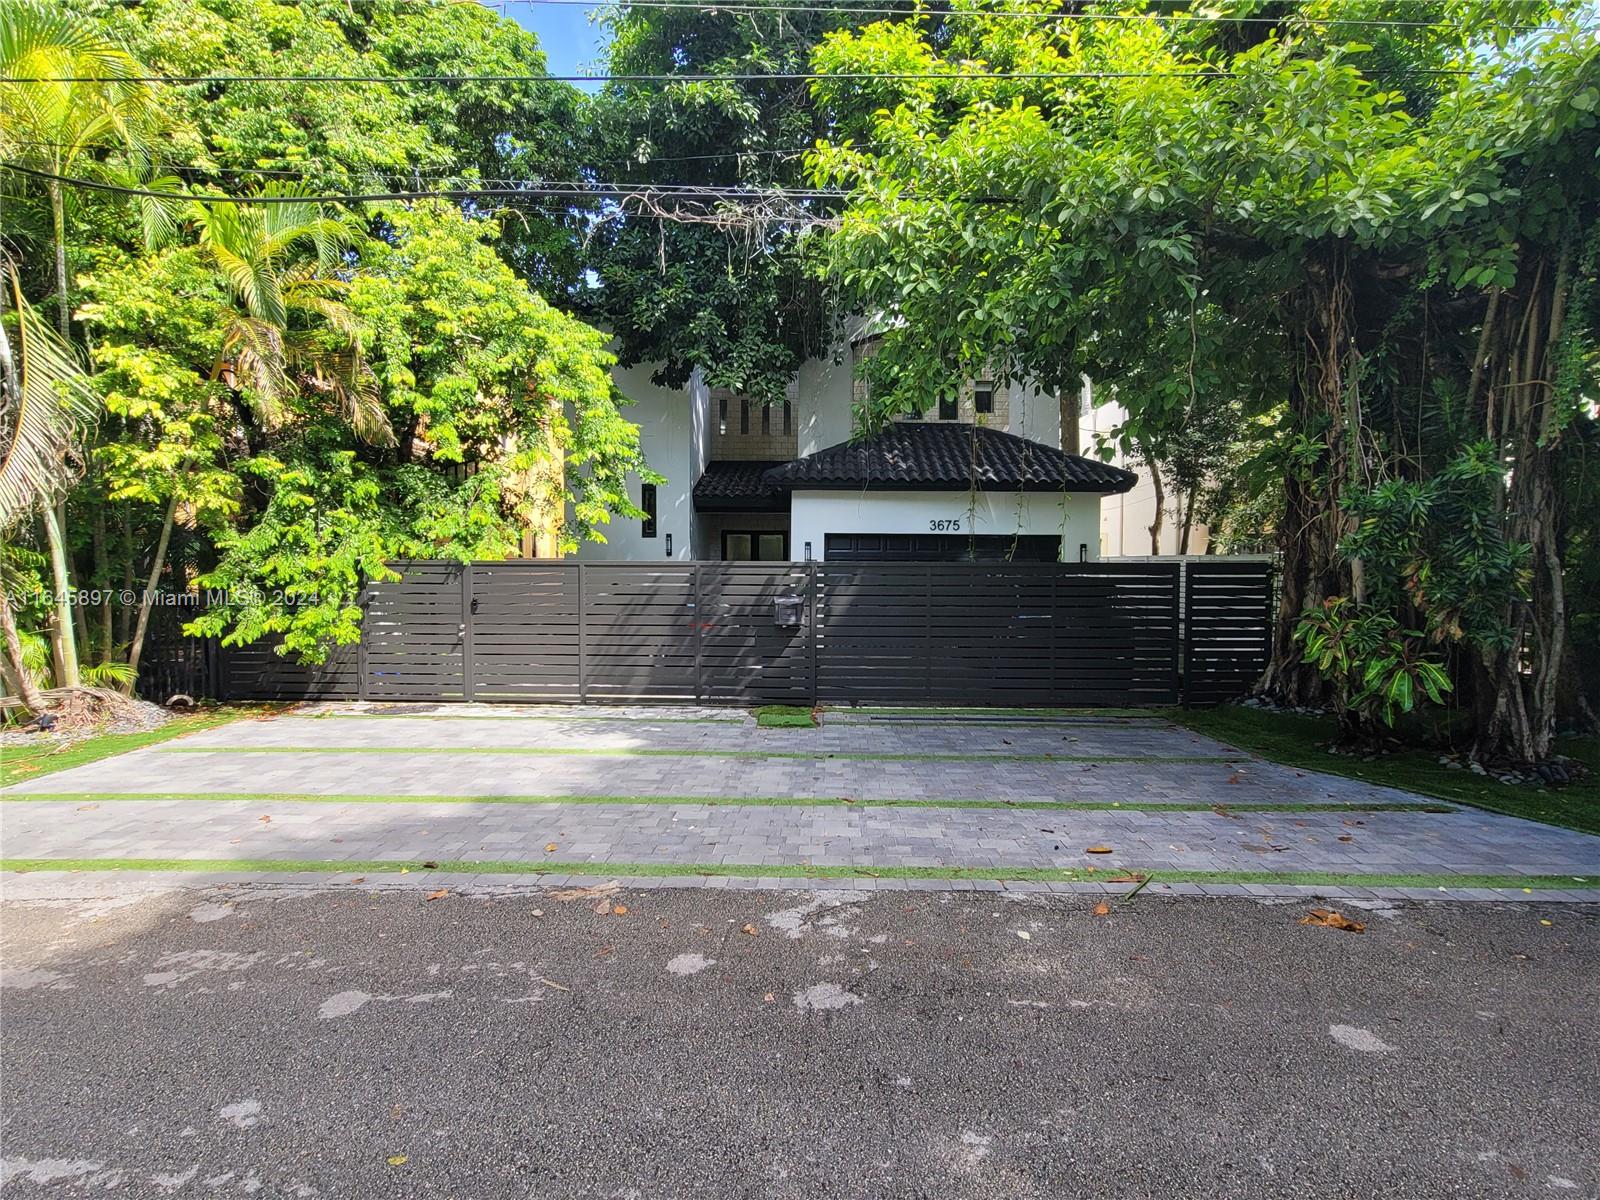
[740, 398, 750, 434]
[938, 392, 958, 421]
[975, 382, 994, 414]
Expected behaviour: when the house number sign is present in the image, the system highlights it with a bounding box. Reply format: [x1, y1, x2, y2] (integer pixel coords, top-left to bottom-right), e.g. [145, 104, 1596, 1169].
[928, 518, 963, 532]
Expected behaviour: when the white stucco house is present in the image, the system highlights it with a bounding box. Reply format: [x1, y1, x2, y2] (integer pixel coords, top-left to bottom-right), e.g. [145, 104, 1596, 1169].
[573, 336, 1137, 564]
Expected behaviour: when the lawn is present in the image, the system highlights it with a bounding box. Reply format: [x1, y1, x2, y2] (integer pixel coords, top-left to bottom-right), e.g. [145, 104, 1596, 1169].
[1174, 704, 1600, 838]
[754, 705, 818, 728]
[0, 706, 274, 787]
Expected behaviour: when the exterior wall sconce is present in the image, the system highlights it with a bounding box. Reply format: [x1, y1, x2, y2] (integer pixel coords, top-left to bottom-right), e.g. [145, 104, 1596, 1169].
[1079, 543, 1088, 562]
[665, 533, 673, 558]
[804, 541, 813, 561]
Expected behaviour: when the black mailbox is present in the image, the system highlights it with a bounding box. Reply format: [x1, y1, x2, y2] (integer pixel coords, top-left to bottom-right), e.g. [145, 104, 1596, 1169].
[773, 595, 804, 627]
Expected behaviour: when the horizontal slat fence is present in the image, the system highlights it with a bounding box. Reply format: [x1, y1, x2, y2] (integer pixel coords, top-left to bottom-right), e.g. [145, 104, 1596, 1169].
[148, 559, 1272, 707]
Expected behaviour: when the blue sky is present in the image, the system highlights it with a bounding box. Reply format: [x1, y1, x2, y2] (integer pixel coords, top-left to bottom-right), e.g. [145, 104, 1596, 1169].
[493, 2, 612, 87]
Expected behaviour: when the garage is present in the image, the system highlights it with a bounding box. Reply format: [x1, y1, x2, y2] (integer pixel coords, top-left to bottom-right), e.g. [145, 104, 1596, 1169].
[823, 533, 1063, 563]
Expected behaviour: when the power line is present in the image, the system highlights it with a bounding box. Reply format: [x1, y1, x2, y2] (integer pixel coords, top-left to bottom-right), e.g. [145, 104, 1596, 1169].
[0, 66, 1479, 84]
[470, 0, 1543, 30]
[0, 161, 852, 202]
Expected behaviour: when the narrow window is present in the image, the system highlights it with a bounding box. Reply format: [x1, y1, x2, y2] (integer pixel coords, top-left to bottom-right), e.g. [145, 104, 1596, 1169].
[640, 482, 657, 538]
[974, 381, 994, 414]
[718, 394, 728, 429]
[761, 403, 771, 435]
[938, 392, 958, 421]
[783, 401, 792, 434]
[739, 398, 750, 434]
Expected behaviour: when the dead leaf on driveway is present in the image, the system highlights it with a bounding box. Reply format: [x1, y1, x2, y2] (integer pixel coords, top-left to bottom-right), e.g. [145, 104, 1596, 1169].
[425, 889, 448, 901]
[741, 923, 760, 937]
[612, 904, 629, 916]
[1299, 908, 1365, 933]
[386, 1155, 408, 1166]
[544, 843, 559, 853]
[1106, 873, 1146, 884]
[1337, 834, 1355, 843]
[1085, 846, 1114, 855]
[258, 815, 271, 824]
[1092, 902, 1111, 917]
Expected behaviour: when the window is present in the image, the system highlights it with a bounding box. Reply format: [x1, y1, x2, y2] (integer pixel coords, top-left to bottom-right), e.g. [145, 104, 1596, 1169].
[782, 401, 791, 434]
[722, 531, 789, 561]
[718, 394, 728, 432]
[938, 392, 958, 421]
[974, 381, 994, 414]
[640, 482, 657, 538]
[740, 398, 750, 434]
[761, 403, 771, 435]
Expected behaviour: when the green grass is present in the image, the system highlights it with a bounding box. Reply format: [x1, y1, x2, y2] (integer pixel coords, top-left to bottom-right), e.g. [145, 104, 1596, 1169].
[1175, 705, 1600, 838]
[0, 855, 1590, 891]
[0, 790, 1454, 815]
[754, 705, 818, 729]
[0, 706, 275, 787]
[154, 744, 1235, 764]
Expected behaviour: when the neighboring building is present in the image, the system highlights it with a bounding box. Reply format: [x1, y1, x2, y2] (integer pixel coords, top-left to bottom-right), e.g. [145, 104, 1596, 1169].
[573, 335, 1137, 564]
[1079, 385, 1213, 557]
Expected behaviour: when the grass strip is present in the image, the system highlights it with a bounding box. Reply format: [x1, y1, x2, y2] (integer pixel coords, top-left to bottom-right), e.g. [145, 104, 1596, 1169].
[0, 791, 1455, 815]
[1174, 706, 1600, 838]
[0, 706, 278, 787]
[154, 745, 1237, 764]
[754, 705, 818, 729]
[0, 857, 1590, 891]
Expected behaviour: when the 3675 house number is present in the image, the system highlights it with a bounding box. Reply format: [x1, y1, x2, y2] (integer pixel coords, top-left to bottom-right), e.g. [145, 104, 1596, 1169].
[928, 518, 962, 532]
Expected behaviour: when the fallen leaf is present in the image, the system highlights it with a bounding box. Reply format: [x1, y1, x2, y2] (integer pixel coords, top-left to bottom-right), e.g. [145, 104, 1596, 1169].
[538, 976, 569, 992]
[764, 992, 776, 1003]
[544, 842, 558, 853]
[741, 923, 760, 936]
[258, 815, 272, 824]
[1540, 919, 1553, 926]
[400, 867, 409, 875]
[1015, 930, 1032, 941]
[1085, 846, 1114, 855]
[1092, 902, 1111, 917]
[387, 1156, 408, 1167]
[1337, 835, 1355, 843]
[1298, 908, 1365, 933]
[350, 876, 365, 884]
[593, 899, 612, 915]
[1226, 773, 1242, 785]
[612, 904, 629, 916]
[421, 861, 439, 870]
[425, 888, 448, 901]
[530, 908, 544, 918]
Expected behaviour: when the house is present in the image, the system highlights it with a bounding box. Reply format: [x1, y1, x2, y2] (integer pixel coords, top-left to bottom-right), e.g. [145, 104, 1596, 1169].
[578, 338, 1137, 564]
[1082, 389, 1214, 557]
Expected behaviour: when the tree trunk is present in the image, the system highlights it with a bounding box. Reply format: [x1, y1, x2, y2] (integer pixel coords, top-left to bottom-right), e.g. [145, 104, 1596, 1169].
[1139, 438, 1165, 555]
[1261, 247, 1358, 706]
[93, 491, 112, 662]
[0, 585, 47, 714]
[50, 180, 70, 340]
[1472, 241, 1574, 764]
[1058, 381, 1080, 456]
[126, 493, 178, 688]
[1178, 488, 1196, 555]
[118, 508, 134, 648]
[40, 504, 80, 688]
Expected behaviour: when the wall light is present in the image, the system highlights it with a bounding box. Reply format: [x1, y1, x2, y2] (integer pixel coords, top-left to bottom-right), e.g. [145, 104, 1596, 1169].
[804, 541, 813, 561]
[665, 533, 673, 558]
[1079, 543, 1088, 562]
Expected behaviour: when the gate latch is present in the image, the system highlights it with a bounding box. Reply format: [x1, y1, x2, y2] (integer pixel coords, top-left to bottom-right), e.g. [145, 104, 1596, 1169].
[773, 595, 803, 627]
[470, 597, 480, 615]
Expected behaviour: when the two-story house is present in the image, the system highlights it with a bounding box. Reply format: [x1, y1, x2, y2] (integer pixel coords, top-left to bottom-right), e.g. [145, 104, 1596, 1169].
[578, 333, 1137, 564]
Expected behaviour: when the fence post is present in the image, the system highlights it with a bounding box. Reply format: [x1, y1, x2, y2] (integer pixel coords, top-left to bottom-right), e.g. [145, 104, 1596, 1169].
[460, 563, 475, 703]
[807, 562, 818, 706]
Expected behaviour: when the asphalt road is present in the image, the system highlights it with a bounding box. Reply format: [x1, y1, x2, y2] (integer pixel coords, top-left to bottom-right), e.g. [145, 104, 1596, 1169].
[2, 884, 1597, 1199]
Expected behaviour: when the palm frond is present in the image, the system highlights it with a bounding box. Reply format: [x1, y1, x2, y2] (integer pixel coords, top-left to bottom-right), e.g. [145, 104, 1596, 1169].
[220, 316, 291, 423]
[0, 263, 101, 533]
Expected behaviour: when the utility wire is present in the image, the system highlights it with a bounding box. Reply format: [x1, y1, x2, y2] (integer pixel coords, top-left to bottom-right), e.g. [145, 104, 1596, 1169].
[0, 66, 1480, 84]
[0, 161, 853, 202]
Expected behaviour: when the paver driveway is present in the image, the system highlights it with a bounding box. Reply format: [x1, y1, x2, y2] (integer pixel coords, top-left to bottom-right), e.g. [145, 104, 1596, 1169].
[3, 704, 1598, 898]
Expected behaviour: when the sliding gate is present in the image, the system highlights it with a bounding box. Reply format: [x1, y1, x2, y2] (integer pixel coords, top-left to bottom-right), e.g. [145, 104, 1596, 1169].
[212, 559, 1272, 707]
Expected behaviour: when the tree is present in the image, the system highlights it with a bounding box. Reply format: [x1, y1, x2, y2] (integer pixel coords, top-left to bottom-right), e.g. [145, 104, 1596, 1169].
[0, 264, 101, 714]
[809, 3, 1599, 762]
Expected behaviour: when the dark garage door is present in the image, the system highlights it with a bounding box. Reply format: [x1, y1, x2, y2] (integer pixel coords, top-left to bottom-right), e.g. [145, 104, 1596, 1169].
[824, 533, 1062, 563]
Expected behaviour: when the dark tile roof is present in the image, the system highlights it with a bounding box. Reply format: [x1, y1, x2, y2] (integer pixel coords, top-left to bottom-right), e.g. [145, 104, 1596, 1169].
[761, 423, 1136, 494]
[692, 460, 789, 511]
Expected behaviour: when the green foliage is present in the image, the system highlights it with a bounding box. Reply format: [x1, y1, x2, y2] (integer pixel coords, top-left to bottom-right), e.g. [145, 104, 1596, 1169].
[1294, 597, 1452, 727]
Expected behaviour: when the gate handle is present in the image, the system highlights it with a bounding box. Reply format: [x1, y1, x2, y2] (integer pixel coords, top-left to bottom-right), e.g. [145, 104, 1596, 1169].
[470, 597, 480, 615]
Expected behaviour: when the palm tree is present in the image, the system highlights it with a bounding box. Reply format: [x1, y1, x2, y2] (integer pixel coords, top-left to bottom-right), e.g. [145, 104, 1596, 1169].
[0, 0, 170, 686]
[123, 190, 393, 681]
[0, 262, 101, 715]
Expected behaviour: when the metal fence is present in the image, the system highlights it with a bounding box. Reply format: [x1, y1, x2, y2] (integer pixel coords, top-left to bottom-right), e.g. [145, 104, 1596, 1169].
[141, 558, 1274, 708]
